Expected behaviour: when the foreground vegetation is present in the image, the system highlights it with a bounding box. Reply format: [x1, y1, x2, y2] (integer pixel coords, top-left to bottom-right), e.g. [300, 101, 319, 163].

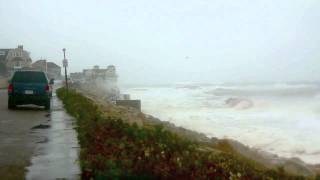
[0, 165, 26, 180]
[57, 87, 313, 179]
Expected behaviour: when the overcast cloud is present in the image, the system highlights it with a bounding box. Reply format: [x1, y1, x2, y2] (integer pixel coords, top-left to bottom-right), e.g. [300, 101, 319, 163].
[0, 0, 319, 84]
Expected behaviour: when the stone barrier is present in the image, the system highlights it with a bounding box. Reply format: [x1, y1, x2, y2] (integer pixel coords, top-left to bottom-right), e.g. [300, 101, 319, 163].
[116, 100, 141, 111]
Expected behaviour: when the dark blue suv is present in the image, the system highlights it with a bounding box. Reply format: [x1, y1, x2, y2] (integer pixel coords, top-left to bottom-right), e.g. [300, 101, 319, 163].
[8, 70, 52, 110]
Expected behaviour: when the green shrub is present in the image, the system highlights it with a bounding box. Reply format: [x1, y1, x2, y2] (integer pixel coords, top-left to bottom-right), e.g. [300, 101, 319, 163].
[57, 87, 310, 180]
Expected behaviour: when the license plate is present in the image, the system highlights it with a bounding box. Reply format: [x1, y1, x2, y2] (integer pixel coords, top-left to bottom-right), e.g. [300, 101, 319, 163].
[24, 90, 34, 95]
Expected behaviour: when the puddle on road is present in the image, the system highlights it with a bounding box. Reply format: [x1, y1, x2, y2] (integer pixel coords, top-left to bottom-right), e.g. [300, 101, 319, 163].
[26, 94, 80, 180]
[31, 124, 51, 129]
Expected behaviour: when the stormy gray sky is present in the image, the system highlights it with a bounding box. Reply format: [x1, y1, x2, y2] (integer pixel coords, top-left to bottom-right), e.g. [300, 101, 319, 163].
[0, 0, 319, 84]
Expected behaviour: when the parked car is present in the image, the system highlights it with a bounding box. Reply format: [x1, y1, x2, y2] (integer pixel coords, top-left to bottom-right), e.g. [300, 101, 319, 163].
[7, 70, 53, 110]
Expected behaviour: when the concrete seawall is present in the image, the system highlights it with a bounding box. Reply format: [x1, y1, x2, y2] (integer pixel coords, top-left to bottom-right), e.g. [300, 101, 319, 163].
[116, 100, 141, 111]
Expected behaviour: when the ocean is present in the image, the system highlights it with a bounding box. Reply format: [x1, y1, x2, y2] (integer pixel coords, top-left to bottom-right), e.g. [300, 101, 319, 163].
[122, 83, 320, 164]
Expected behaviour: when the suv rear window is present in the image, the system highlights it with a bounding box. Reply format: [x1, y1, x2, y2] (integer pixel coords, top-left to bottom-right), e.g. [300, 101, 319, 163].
[12, 71, 48, 83]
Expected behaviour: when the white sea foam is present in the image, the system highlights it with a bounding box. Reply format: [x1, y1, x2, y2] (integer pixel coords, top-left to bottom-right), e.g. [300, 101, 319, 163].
[122, 83, 320, 164]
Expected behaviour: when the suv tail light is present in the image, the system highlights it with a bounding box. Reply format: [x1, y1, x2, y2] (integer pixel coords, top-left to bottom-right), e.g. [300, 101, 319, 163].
[45, 84, 50, 92]
[8, 84, 13, 93]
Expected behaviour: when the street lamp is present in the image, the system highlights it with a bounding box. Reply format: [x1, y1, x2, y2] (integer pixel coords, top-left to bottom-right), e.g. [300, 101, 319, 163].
[62, 48, 68, 91]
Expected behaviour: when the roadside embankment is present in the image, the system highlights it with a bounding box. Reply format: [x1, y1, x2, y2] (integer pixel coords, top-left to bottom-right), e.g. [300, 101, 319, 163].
[57, 87, 319, 179]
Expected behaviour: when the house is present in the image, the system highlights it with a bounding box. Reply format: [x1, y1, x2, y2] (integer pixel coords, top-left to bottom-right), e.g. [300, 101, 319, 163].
[83, 65, 107, 81]
[70, 72, 84, 82]
[82, 65, 119, 100]
[0, 45, 32, 75]
[0, 49, 10, 61]
[32, 59, 61, 79]
[105, 65, 118, 85]
[0, 49, 10, 76]
[83, 65, 118, 83]
[32, 59, 47, 72]
[47, 62, 61, 79]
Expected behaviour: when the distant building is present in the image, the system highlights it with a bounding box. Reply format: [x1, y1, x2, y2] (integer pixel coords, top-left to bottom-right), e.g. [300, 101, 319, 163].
[0, 49, 10, 76]
[83, 65, 118, 83]
[47, 62, 61, 79]
[0, 45, 32, 75]
[70, 72, 84, 82]
[105, 65, 118, 85]
[82, 65, 119, 100]
[0, 49, 10, 62]
[32, 59, 47, 72]
[32, 59, 61, 79]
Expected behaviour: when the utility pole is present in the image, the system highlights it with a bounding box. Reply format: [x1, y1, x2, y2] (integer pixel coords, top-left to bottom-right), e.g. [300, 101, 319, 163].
[62, 48, 68, 91]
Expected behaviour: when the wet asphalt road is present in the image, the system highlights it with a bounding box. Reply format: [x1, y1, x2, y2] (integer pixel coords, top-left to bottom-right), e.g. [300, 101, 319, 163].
[0, 87, 80, 179]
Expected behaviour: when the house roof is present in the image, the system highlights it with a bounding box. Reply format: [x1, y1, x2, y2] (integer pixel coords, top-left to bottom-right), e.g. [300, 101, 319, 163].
[0, 49, 12, 62]
[32, 60, 46, 66]
[47, 62, 61, 69]
[83, 68, 108, 73]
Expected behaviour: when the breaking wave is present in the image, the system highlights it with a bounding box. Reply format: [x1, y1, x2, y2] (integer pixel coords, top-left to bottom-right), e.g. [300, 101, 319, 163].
[123, 83, 320, 164]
